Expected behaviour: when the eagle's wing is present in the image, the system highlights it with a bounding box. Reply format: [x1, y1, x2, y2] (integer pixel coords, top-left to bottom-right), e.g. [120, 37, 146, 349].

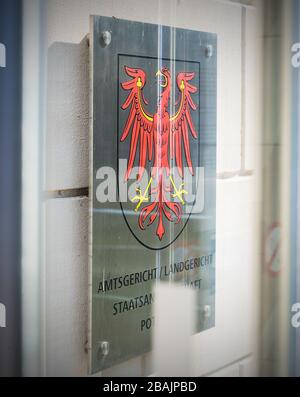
[120, 66, 154, 181]
[170, 72, 198, 177]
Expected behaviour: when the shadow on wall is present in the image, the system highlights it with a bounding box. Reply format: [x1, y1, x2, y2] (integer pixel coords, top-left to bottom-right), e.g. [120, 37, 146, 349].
[45, 37, 89, 377]
[47, 38, 89, 192]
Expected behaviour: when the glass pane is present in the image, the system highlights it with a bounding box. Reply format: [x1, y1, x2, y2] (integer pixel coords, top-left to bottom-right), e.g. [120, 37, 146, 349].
[90, 16, 217, 373]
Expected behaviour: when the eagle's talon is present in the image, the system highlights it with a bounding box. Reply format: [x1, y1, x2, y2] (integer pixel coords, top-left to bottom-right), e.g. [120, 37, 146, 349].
[170, 176, 187, 205]
[131, 178, 153, 212]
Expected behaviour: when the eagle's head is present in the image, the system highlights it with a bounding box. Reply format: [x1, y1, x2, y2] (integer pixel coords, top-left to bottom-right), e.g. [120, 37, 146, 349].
[156, 67, 171, 89]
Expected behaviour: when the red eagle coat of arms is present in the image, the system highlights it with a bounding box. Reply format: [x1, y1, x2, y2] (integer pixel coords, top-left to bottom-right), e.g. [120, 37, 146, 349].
[120, 65, 199, 245]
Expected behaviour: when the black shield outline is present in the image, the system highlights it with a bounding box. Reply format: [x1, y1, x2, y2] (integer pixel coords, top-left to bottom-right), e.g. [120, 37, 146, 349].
[117, 54, 201, 251]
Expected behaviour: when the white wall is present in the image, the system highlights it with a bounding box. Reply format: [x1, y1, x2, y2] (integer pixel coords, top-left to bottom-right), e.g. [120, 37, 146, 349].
[44, 0, 262, 377]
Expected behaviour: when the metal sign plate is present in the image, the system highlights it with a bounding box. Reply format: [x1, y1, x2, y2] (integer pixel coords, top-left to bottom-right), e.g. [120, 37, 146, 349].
[89, 15, 217, 373]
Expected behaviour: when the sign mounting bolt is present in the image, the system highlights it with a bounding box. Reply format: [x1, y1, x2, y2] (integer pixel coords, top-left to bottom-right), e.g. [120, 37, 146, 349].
[203, 305, 211, 318]
[98, 341, 110, 357]
[100, 31, 111, 47]
[205, 44, 213, 58]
